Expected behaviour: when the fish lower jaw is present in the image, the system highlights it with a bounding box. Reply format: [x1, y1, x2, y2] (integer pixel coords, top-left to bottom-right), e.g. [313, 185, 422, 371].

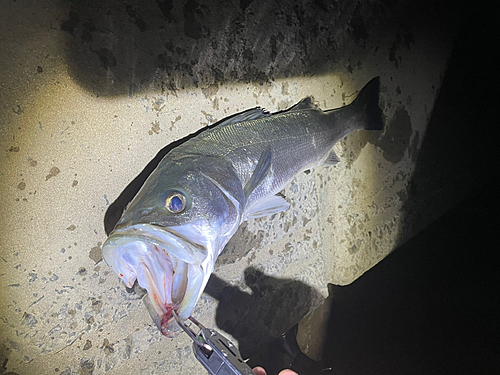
[160, 306, 180, 338]
[143, 292, 182, 337]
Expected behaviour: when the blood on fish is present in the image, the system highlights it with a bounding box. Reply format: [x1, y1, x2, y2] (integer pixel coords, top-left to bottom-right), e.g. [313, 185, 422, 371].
[160, 306, 176, 337]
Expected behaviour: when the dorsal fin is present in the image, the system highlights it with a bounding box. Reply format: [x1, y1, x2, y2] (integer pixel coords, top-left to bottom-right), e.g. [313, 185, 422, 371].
[243, 147, 272, 201]
[217, 108, 270, 127]
[287, 97, 319, 112]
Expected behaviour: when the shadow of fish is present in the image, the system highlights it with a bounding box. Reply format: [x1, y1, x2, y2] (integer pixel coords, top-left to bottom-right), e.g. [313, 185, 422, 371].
[102, 77, 384, 337]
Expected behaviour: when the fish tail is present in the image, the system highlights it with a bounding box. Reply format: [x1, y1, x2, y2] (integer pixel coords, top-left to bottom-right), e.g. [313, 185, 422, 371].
[350, 77, 384, 131]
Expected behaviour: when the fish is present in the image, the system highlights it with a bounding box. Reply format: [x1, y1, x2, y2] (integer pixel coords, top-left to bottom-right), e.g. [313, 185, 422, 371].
[102, 77, 383, 337]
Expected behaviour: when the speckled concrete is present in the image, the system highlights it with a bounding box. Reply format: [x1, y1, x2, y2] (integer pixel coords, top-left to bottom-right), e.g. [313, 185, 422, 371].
[1, 0, 458, 374]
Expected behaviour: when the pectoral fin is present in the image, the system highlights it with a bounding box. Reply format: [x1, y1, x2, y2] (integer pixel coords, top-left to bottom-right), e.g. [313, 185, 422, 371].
[243, 147, 272, 201]
[244, 194, 290, 220]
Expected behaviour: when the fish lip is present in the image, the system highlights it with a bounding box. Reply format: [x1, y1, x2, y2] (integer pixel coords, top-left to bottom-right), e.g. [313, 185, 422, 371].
[104, 223, 208, 265]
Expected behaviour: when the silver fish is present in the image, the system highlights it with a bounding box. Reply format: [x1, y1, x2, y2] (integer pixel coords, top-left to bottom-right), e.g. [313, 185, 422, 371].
[102, 77, 383, 337]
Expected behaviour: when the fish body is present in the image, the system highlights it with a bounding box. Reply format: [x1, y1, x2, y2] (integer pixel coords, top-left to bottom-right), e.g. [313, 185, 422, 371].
[102, 77, 383, 336]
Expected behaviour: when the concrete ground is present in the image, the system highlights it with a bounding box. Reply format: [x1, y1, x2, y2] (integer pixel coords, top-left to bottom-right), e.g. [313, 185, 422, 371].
[2, 0, 496, 374]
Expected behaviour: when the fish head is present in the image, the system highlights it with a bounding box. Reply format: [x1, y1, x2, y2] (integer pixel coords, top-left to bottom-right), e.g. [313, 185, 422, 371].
[102, 156, 244, 337]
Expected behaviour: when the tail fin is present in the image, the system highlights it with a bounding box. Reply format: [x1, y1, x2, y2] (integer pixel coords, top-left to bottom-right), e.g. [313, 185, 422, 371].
[351, 77, 384, 131]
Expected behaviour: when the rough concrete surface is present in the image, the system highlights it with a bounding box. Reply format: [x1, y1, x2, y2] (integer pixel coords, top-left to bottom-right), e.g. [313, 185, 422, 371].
[1, 0, 460, 374]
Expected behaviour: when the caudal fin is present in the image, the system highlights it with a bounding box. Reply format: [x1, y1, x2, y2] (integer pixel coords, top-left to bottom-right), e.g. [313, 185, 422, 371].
[350, 77, 384, 131]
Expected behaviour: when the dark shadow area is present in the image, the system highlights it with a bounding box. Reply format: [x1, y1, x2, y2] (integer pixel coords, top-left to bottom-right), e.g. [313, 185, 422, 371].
[248, 323, 326, 375]
[204, 268, 323, 359]
[396, 0, 500, 244]
[58, 0, 449, 97]
[318, 174, 500, 375]
[60, 0, 344, 96]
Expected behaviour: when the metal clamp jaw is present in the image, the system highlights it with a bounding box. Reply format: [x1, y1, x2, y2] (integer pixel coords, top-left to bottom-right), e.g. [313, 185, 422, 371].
[173, 311, 254, 375]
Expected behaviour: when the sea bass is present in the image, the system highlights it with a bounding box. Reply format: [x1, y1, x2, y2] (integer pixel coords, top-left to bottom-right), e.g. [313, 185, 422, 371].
[102, 77, 383, 337]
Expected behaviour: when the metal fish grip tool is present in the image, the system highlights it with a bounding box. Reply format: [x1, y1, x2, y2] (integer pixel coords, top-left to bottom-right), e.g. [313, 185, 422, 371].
[173, 310, 254, 375]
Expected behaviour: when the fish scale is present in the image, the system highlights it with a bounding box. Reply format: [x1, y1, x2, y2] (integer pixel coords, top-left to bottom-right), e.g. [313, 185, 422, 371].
[168, 111, 343, 210]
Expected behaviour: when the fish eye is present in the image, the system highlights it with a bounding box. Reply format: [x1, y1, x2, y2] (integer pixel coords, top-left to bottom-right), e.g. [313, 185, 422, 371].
[165, 191, 187, 213]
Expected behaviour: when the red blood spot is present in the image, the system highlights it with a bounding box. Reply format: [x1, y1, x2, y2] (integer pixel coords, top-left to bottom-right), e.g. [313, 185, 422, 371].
[160, 307, 175, 337]
[119, 273, 123, 277]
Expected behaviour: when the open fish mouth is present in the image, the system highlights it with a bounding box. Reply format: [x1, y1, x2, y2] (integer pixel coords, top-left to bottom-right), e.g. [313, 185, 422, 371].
[102, 224, 208, 337]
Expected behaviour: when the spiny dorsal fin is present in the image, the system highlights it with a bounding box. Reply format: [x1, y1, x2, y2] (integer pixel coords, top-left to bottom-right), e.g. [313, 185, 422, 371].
[243, 147, 272, 201]
[217, 108, 270, 127]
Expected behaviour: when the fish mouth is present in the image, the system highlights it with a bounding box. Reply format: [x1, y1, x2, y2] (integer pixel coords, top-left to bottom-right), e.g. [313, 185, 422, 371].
[102, 224, 209, 337]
